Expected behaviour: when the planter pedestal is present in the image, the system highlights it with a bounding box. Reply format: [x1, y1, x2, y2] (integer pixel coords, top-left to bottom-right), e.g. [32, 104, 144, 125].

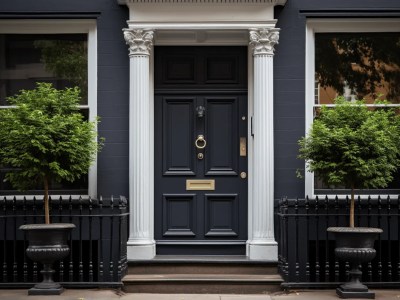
[327, 227, 382, 299]
[20, 223, 75, 295]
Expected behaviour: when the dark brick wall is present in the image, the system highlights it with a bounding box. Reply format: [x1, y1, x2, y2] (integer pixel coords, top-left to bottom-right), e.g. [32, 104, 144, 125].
[273, 0, 400, 198]
[0, 0, 130, 197]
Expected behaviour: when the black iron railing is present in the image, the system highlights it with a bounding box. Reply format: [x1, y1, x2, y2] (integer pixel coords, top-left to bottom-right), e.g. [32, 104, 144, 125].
[277, 196, 400, 289]
[0, 196, 128, 288]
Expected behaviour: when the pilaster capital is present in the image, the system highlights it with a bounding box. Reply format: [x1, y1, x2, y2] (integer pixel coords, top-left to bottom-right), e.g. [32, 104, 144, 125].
[123, 29, 154, 56]
[249, 28, 280, 56]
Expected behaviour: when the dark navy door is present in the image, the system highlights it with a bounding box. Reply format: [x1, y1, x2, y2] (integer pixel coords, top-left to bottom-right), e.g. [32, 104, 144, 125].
[154, 47, 248, 255]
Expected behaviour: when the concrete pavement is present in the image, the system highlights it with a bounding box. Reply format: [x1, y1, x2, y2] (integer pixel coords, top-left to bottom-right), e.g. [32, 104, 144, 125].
[1, 289, 400, 300]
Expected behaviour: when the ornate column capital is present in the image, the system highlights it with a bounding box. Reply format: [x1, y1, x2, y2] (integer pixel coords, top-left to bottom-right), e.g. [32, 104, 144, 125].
[123, 29, 154, 56]
[249, 28, 280, 56]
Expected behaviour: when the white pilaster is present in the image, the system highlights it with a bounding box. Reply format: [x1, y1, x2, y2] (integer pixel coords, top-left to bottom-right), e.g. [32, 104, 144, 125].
[248, 28, 279, 260]
[124, 29, 156, 260]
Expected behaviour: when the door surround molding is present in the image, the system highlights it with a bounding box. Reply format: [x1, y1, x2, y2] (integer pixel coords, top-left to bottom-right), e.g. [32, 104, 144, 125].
[120, 0, 284, 260]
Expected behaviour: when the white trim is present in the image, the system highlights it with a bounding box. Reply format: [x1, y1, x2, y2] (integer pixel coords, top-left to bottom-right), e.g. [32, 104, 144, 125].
[0, 19, 98, 198]
[307, 18, 400, 33]
[247, 46, 254, 256]
[305, 21, 315, 198]
[127, 21, 277, 30]
[87, 22, 98, 199]
[0, 20, 97, 34]
[126, 31, 156, 259]
[247, 29, 278, 260]
[125, 26, 260, 259]
[305, 18, 400, 198]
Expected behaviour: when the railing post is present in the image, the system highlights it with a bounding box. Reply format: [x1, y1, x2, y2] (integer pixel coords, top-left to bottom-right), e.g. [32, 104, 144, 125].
[305, 196, 310, 282]
[334, 196, 339, 283]
[2, 197, 7, 283]
[99, 196, 104, 283]
[109, 196, 115, 281]
[378, 196, 382, 281]
[324, 195, 330, 282]
[89, 197, 94, 282]
[387, 196, 392, 282]
[12, 196, 17, 282]
[315, 196, 320, 282]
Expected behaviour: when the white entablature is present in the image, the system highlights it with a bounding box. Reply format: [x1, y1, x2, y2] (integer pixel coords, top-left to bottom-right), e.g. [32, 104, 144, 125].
[118, 0, 286, 24]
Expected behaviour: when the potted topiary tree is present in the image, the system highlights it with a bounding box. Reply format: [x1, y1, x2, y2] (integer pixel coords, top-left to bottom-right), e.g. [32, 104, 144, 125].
[0, 82, 101, 295]
[298, 96, 400, 299]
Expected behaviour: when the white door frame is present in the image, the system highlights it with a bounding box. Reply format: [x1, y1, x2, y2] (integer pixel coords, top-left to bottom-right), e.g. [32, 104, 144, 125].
[119, 0, 285, 260]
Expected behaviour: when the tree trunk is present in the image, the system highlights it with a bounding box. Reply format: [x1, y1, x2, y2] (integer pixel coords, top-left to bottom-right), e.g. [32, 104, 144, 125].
[350, 185, 355, 228]
[44, 176, 50, 224]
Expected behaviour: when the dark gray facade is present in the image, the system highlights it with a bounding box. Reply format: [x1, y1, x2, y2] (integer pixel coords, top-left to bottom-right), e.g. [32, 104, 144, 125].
[0, 0, 399, 199]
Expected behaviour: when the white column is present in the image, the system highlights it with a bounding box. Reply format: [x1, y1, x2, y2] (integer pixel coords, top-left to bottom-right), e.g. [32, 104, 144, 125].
[123, 29, 155, 260]
[248, 28, 279, 260]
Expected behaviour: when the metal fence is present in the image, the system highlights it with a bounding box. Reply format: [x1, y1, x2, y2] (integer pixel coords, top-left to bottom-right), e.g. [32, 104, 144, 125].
[0, 196, 128, 288]
[277, 196, 400, 289]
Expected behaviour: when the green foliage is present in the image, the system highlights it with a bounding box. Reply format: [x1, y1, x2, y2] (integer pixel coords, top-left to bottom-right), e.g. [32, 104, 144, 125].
[34, 40, 88, 100]
[298, 97, 400, 189]
[0, 82, 100, 191]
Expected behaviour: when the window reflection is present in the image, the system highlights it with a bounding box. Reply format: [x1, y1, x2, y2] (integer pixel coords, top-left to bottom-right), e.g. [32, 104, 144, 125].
[315, 33, 400, 105]
[0, 34, 87, 106]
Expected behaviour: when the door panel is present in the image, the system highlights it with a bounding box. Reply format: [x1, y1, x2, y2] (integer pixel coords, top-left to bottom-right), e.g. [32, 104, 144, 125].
[204, 194, 239, 237]
[154, 46, 248, 255]
[162, 97, 196, 176]
[205, 97, 239, 176]
[205, 55, 239, 84]
[163, 194, 196, 237]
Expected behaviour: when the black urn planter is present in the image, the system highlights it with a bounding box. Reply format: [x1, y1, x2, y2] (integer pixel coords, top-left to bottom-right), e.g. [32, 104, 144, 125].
[20, 223, 75, 295]
[327, 227, 382, 299]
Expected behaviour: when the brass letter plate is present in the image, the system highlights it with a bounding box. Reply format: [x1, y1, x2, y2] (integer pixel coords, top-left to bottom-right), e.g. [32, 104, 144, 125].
[186, 179, 215, 191]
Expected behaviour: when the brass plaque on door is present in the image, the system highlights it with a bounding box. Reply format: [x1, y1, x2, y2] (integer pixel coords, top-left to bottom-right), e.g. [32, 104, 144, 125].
[186, 180, 215, 191]
[240, 137, 247, 157]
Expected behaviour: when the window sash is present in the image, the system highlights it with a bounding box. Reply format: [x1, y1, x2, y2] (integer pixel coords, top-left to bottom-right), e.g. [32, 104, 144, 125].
[0, 19, 97, 198]
[305, 18, 400, 198]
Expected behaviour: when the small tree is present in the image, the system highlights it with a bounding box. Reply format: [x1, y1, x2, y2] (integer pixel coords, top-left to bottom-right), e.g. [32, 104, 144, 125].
[0, 82, 101, 224]
[298, 97, 400, 227]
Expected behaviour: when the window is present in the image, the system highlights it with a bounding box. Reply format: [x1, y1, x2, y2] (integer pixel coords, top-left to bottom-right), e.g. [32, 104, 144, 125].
[0, 20, 97, 197]
[306, 19, 400, 197]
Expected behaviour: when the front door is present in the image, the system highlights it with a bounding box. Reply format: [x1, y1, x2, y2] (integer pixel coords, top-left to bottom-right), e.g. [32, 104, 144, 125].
[154, 46, 248, 255]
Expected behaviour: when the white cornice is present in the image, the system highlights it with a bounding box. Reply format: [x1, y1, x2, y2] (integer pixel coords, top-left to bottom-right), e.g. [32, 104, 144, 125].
[126, 21, 276, 30]
[119, 0, 286, 4]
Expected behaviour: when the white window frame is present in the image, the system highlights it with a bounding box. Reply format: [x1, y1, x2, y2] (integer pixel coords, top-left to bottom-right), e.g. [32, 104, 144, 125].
[0, 19, 98, 198]
[305, 18, 400, 198]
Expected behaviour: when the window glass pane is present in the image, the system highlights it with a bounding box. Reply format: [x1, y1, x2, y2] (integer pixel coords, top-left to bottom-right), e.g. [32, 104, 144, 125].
[315, 32, 400, 105]
[0, 34, 87, 105]
[314, 32, 400, 194]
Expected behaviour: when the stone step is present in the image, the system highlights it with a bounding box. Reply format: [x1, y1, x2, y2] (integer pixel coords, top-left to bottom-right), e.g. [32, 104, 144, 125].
[123, 256, 283, 294]
[122, 274, 283, 294]
[128, 262, 278, 275]
[127, 255, 278, 275]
